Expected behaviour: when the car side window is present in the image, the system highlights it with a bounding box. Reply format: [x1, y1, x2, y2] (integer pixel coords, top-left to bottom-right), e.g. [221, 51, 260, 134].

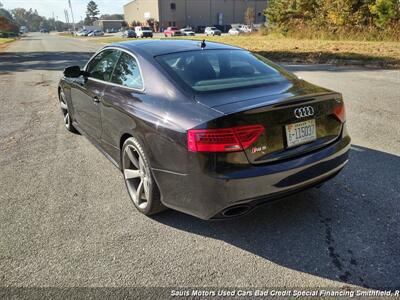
[111, 52, 143, 90]
[86, 49, 121, 82]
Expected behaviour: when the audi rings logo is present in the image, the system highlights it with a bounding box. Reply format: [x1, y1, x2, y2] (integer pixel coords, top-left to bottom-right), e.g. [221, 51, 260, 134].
[294, 106, 315, 119]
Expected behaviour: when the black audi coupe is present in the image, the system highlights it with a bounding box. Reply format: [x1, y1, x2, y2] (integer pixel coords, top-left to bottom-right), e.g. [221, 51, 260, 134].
[58, 40, 350, 219]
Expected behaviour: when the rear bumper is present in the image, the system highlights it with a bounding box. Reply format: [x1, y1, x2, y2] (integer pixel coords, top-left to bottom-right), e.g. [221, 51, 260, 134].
[153, 132, 351, 220]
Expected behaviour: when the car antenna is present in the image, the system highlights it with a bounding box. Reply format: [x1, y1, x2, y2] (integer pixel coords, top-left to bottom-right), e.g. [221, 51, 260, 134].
[200, 39, 206, 49]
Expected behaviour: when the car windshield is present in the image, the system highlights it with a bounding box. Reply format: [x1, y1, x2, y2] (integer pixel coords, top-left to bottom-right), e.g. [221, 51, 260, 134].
[156, 50, 287, 93]
[170, 27, 178, 30]
[142, 27, 151, 30]
[210, 27, 217, 30]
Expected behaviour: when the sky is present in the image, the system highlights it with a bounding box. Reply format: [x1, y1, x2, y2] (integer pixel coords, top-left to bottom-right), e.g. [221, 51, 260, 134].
[1, 0, 128, 21]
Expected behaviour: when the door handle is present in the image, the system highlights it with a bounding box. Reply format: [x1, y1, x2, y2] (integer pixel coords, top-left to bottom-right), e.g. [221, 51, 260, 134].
[93, 96, 100, 103]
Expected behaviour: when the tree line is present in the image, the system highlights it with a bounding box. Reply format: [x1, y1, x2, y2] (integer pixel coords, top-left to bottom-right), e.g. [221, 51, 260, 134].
[265, 0, 400, 40]
[0, 1, 124, 36]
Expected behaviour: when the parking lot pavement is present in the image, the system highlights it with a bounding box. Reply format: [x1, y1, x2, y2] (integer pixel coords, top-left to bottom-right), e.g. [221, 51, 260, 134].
[0, 33, 399, 289]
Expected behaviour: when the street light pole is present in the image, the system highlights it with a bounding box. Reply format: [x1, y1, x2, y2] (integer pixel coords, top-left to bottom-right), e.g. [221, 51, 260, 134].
[68, 0, 76, 32]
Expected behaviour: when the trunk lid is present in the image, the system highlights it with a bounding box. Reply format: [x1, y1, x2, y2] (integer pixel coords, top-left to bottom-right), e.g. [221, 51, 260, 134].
[196, 84, 344, 164]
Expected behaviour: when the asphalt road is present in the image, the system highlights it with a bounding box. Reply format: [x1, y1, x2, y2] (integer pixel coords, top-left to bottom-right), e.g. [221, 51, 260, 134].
[0, 33, 399, 290]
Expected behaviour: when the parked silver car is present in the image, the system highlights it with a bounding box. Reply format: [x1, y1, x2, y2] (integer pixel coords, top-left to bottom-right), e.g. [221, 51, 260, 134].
[88, 30, 104, 37]
[181, 28, 196, 36]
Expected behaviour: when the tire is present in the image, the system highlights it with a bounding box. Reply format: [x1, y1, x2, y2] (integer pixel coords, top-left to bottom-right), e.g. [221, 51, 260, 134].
[59, 89, 78, 133]
[122, 137, 165, 216]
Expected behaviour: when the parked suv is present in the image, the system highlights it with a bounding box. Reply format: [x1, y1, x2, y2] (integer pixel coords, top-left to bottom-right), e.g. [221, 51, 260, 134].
[135, 26, 153, 38]
[204, 27, 222, 36]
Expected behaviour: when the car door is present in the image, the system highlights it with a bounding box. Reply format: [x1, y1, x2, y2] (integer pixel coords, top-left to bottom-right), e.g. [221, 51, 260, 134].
[100, 51, 145, 160]
[71, 49, 121, 140]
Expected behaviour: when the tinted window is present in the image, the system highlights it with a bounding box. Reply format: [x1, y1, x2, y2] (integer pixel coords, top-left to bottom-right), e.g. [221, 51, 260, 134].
[111, 52, 143, 90]
[156, 50, 286, 92]
[86, 50, 121, 82]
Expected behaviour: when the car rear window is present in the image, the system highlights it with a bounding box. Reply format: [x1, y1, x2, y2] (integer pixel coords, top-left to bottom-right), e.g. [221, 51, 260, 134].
[156, 50, 287, 92]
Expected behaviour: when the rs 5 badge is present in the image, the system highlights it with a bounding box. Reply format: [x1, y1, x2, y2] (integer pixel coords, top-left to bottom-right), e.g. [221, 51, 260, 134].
[251, 146, 267, 154]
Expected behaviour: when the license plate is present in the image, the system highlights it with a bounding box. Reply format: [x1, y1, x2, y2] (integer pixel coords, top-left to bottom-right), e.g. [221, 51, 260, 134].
[285, 119, 317, 148]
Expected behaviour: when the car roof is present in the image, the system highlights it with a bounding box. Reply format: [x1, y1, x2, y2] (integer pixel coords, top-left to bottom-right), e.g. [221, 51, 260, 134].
[111, 40, 242, 56]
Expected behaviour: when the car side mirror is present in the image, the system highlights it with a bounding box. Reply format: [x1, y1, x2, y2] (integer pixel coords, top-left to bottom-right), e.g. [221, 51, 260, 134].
[63, 65, 83, 78]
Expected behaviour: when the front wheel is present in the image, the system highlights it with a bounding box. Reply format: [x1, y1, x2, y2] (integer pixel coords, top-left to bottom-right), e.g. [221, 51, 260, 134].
[122, 137, 165, 216]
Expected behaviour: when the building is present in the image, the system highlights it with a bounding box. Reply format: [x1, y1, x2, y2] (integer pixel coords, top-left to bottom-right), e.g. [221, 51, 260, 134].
[123, 0, 268, 31]
[93, 20, 124, 31]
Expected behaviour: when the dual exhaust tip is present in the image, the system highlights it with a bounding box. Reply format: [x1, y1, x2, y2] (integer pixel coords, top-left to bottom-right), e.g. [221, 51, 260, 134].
[220, 205, 252, 218]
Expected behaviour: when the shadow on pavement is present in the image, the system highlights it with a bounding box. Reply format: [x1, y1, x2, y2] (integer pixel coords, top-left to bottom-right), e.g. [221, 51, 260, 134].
[0, 52, 95, 73]
[153, 145, 400, 289]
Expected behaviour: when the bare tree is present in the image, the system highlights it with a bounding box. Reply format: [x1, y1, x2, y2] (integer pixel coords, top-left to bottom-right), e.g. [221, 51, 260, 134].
[244, 7, 255, 26]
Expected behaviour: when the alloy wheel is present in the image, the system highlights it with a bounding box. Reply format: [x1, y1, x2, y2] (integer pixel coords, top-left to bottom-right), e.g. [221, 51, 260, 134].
[123, 145, 150, 210]
[60, 91, 70, 128]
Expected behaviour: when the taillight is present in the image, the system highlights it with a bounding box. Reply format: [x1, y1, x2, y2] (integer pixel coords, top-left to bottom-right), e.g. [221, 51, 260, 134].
[333, 102, 346, 123]
[188, 125, 264, 152]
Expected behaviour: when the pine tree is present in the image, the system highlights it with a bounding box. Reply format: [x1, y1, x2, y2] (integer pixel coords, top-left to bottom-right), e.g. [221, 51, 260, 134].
[84, 1, 99, 25]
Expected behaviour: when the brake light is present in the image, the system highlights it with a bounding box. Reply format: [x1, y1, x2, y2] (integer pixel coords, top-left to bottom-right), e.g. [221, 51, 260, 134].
[188, 125, 264, 152]
[333, 102, 346, 123]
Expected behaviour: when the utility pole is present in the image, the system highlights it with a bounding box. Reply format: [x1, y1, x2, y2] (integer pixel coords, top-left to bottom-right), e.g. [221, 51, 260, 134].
[52, 12, 56, 31]
[68, 0, 76, 32]
[65, 9, 71, 32]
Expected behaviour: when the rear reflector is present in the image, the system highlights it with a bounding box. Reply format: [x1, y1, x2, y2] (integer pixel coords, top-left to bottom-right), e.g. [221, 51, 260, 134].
[333, 102, 346, 123]
[188, 125, 264, 152]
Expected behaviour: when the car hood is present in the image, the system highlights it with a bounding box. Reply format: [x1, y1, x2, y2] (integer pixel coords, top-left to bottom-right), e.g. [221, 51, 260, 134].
[194, 78, 332, 114]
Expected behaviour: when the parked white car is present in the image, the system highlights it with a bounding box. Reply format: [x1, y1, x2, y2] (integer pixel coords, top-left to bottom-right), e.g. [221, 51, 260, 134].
[134, 26, 153, 38]
[204, 27, 222, 36]
[75, 30, 89, 36]
[181, 28, 195, 36]
[237, 25, 252, 33]
[228, 27, 243, 35]
[88, 30, 104, 37]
